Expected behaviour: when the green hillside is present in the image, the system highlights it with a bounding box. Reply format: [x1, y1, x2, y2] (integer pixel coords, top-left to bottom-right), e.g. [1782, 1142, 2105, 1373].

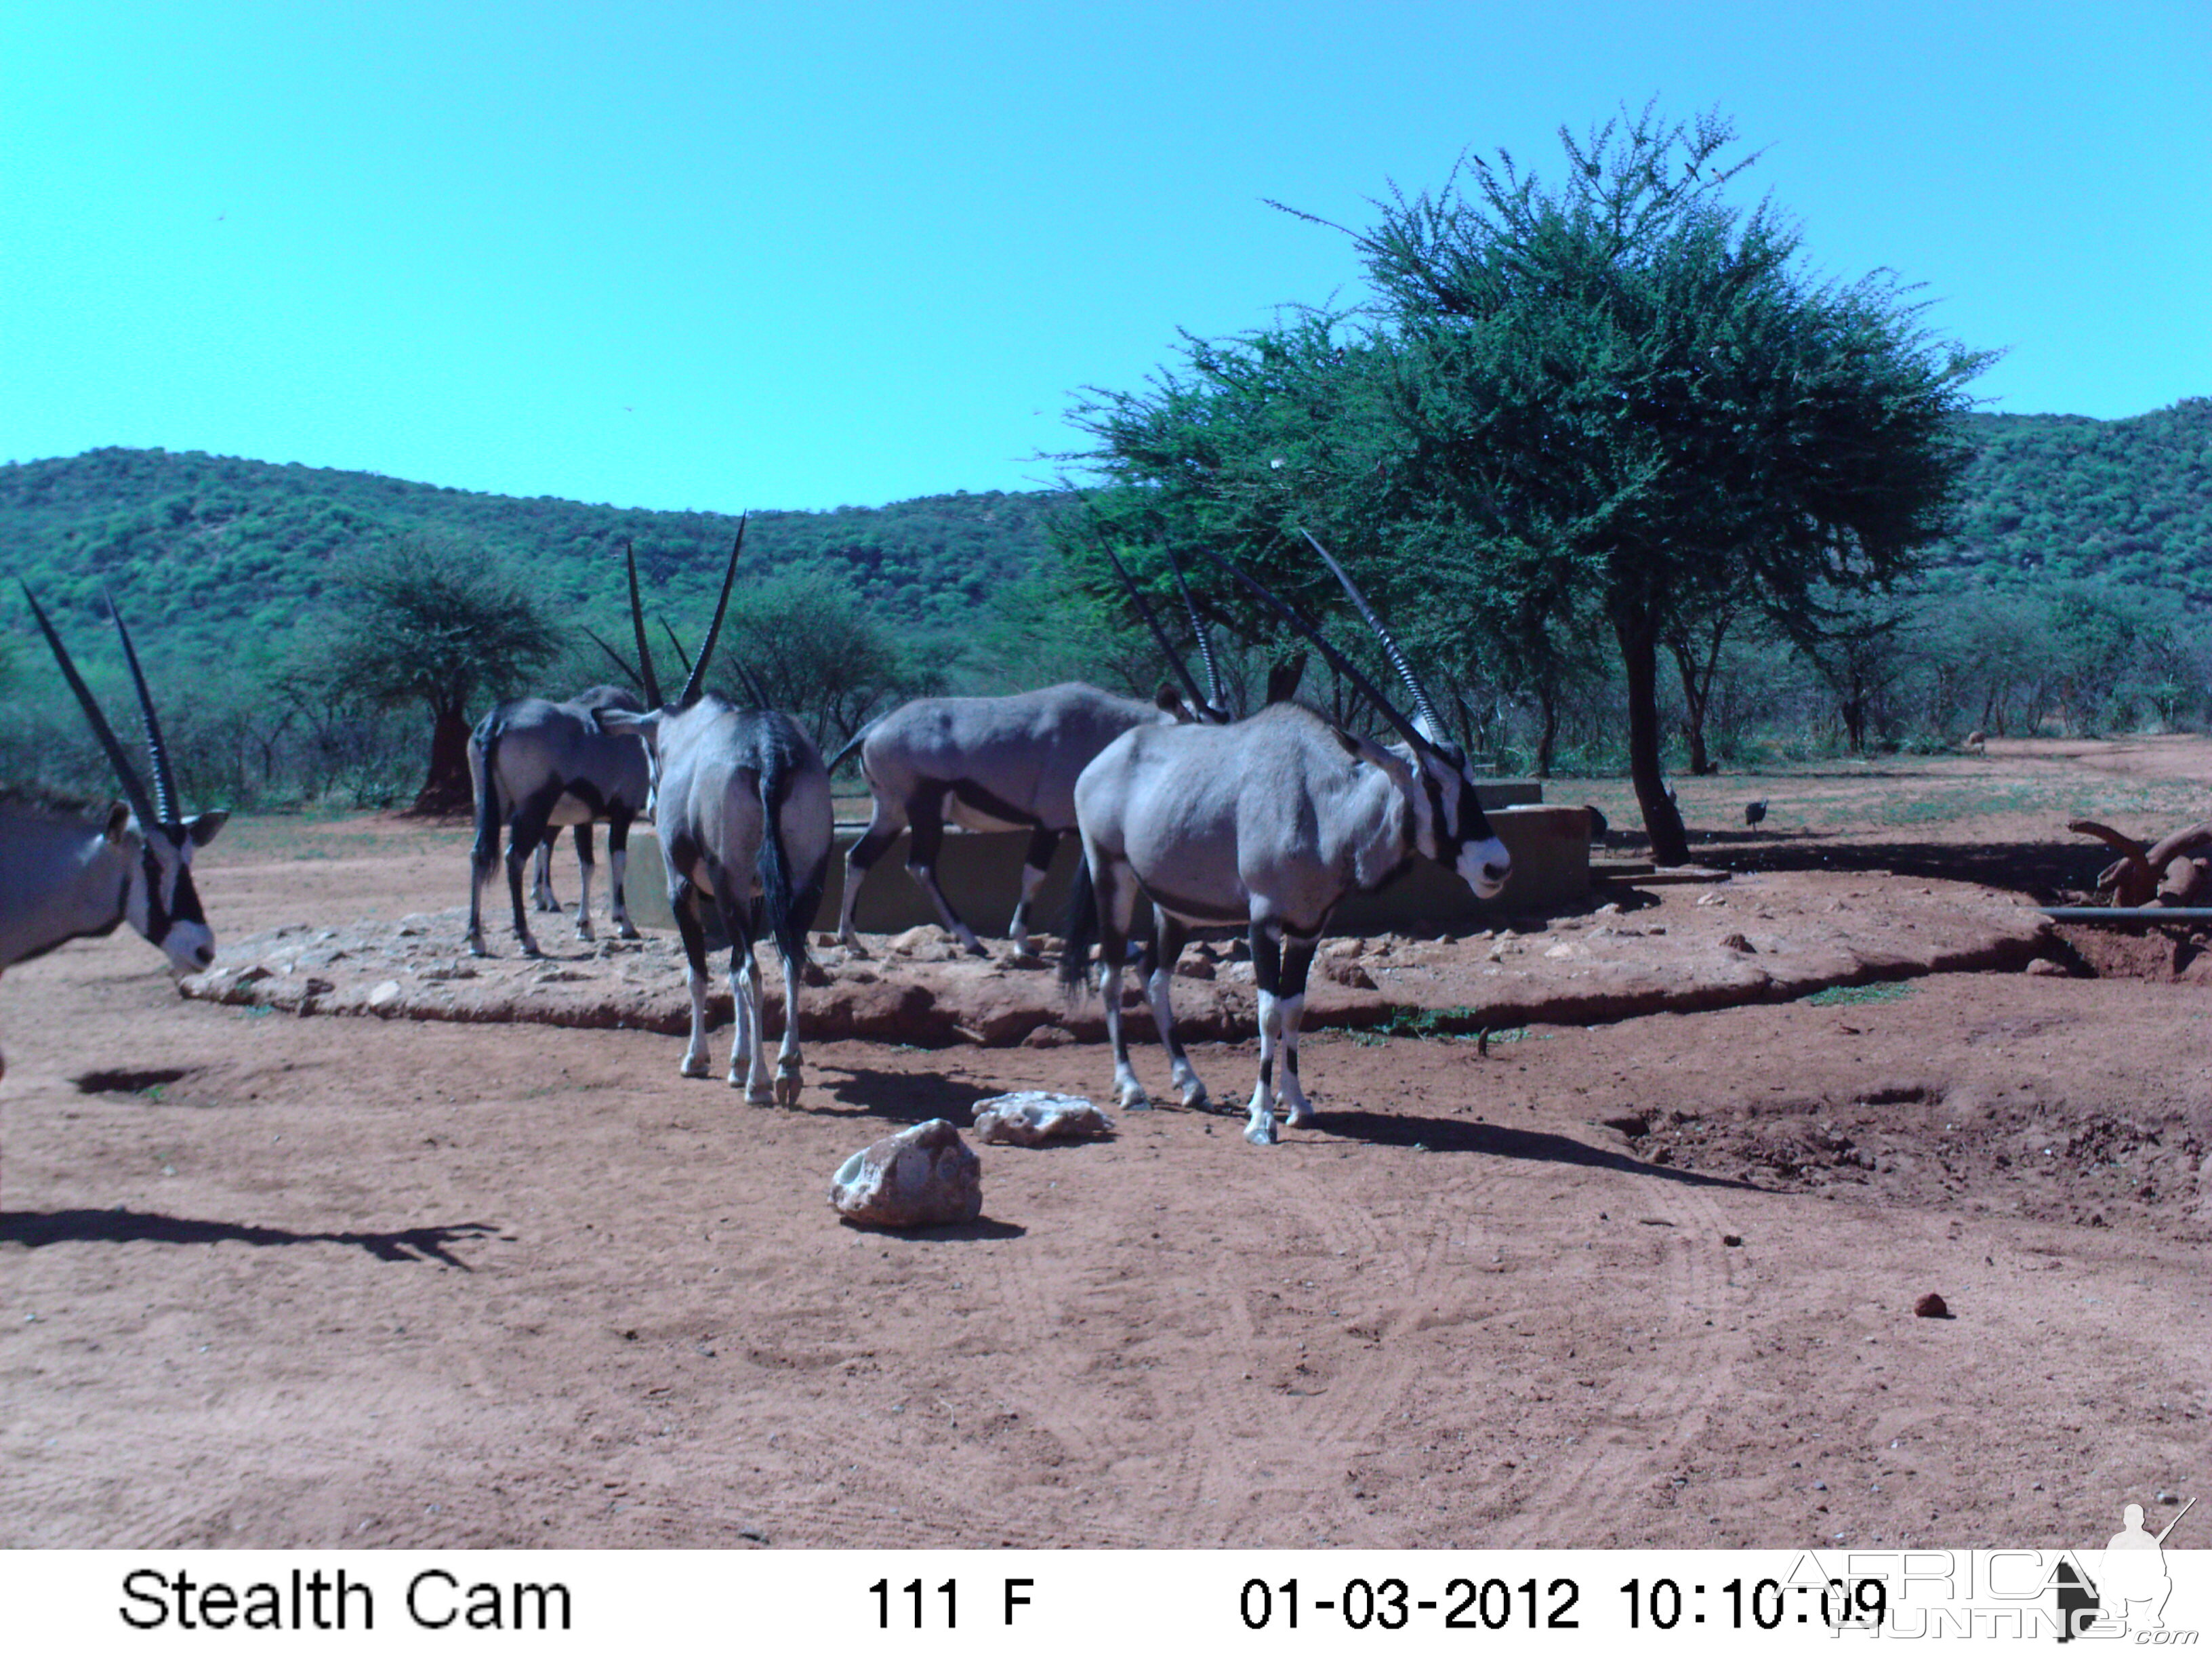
[5, 400, 2206, 670]
[1931, 399, 2212, 600]
[2, 401, 2206, 803]
[0, 446, 1068, 668]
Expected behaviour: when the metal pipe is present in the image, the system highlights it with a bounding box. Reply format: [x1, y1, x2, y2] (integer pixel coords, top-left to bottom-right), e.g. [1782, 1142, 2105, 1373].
[2039, 906, 2212, 925]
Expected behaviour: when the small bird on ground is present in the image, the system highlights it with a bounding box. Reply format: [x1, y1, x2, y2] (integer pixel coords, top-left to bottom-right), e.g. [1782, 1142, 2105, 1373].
[1744, 799, 1769, 827]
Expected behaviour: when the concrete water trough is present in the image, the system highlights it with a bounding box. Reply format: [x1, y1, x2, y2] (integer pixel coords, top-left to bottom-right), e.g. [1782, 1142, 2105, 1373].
[622, 783, 1589, 941]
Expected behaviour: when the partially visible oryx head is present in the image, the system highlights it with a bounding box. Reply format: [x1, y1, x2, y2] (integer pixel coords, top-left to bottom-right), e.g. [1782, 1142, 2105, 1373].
[1095, 535, 1233, 726]
[590, 520, 750, 795]
[1200, 533, 1511, 901]
[20, 583, 229, 972]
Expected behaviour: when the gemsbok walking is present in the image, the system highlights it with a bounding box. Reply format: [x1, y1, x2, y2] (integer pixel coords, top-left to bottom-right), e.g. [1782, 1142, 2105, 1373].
[1060, 535, 1511, 1145]
[3, 586, 228, 1076]
[829, 543, 1230, 958]
[594, 525, 834, 1102]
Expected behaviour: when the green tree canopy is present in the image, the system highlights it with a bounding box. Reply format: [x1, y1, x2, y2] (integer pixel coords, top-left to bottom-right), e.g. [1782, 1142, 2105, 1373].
[1072, 104, 1991, 861]
[316, 535, 561, 812]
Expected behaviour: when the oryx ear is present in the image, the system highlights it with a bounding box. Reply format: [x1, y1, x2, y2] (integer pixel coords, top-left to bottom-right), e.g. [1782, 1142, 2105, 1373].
[594, 707, 651, 739]
[104, 801, 132, 842]
[1153, 684, 1182, 713]
[186, 811, 229, 847]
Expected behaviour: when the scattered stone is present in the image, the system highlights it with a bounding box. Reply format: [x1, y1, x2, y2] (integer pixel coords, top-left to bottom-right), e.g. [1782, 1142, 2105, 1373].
[830, 1120, 983, 1228]
[2025, 958, 2068, 977]
[302, 977, 337, 998]
[1696, 893, 1727, 907]
[1176, 958, 1216, 981]
[1722, 1233, 1744, 1247]
[1020, 1024, 1073, 1048]
[887, 926, 939, 955]
[367, 980, 404, 1012]
[1719, 933, 1755, 954]
[1325, 958, 1378, 988]
[1544, 943, 1578, 960]
[1913, 1292, 1951, 1319]
[970, 1091, 1113, 1146]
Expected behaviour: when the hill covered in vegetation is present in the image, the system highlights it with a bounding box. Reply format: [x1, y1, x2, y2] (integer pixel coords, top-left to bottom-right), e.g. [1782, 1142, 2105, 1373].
[1, 399, 2205, 805]
[1929, 398, 2212, 601]
[4, 400, 2206, 660]
[0, 445, 1067, 661]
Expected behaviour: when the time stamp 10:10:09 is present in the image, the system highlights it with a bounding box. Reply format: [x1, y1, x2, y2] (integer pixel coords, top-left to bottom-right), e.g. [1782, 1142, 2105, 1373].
[1234, 1575, 1889, 1633]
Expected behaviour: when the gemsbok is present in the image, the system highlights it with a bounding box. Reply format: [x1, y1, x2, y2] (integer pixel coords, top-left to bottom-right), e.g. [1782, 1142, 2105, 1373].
[466, 680, 651, 957]
[3, 586, 228, 1075]
[828, 541, 1229, 958]
[1060, 535, 1511, 1146]
[594, 524, 835, 1102]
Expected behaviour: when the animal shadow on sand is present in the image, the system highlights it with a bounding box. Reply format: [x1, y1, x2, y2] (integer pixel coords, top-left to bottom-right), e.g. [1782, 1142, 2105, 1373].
[805, 1063, 998, 1126]
[1311, 1107, 1759, 1192]
[1, 1208, 501, 1267]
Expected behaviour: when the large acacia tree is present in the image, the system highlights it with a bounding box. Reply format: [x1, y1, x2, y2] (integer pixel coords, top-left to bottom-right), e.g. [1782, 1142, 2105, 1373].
[1074, 105, 1987, 863]
[317, 535, 561, 813]
[1346, 105, 1990, 861]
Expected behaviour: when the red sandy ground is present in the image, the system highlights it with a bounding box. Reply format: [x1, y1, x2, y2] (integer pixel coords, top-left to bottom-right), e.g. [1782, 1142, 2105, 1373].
[2, 738, 2207, 1549]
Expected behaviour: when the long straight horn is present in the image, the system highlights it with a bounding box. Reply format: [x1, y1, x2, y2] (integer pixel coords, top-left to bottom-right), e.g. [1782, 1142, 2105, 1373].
[678, 517, 745, 709]
[20, 583, 163, 830]
[657, 617, 694, 677]
[581, 626, 646, 692]
[1097, 537, 1211, 718]
[625, 541, 663, 707]
[1162, 542, 1227, 714]
[1299, 529, 1445, 739]
[104, 587, 178, 825]
[1191, 549, 1435, 756]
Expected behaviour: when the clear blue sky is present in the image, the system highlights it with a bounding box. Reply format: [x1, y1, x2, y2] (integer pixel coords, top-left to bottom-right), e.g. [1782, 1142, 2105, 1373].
[4, 1, 2205, 514]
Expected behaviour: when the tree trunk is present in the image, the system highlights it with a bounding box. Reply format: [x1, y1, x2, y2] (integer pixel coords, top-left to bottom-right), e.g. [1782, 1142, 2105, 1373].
[411, 701, 476, 816]
[1534, 679, 1559, 778]
[1618, 607, 1690, 866]
[1667, 614, 1729, 776]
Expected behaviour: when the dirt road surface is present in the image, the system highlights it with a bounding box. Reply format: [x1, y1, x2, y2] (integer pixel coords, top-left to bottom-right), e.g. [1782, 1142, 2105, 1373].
[4, 739, 2207, 1549]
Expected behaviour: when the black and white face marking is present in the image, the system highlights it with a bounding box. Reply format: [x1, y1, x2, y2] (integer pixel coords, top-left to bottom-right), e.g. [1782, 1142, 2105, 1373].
[125, 814, 226, 972]
[1412, 748, 1511, 900]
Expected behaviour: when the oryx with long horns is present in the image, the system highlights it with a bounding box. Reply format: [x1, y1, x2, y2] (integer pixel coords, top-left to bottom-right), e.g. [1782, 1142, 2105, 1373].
[594, 522, 834, 1101]
[1059, 533, 1511, 1146]
[828, 541, 1231, 959]
[4, 588, 228, 1073]
[467, 678, 652, 958]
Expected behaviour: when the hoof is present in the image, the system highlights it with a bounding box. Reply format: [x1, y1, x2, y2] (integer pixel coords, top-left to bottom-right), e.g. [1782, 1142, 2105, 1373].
[680, 1053, 712, 1079]
[841, 939, 873, 961]
[743, 1082, 777, 1105]
[616, 925, 642, 941]
[1179, 1084, 1211, 1112]
[575, 922, 596, 942]
[518, 941, 544, 960]
[1283, 1101, 1313, 1129]
[1244, 1118, 1279, 1147]
[960, 939, 989, 960]
[1119, 1088, 1153, 1112]
[466, 940, 489, 959]
[774, 1071, 802, 1107]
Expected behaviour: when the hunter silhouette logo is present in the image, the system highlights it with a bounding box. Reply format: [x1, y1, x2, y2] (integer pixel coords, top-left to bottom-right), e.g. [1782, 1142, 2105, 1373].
[2060, 1494, 2196, 1641]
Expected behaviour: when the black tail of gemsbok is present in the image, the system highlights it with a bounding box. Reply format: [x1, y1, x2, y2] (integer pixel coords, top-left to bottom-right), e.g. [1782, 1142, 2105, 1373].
[1057, 860, 1099, 998]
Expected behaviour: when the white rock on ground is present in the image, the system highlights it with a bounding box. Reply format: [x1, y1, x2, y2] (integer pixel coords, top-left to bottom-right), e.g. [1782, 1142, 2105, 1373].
[970, 1091, 1113, 1146]
[830, 1119, 983, 1227]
